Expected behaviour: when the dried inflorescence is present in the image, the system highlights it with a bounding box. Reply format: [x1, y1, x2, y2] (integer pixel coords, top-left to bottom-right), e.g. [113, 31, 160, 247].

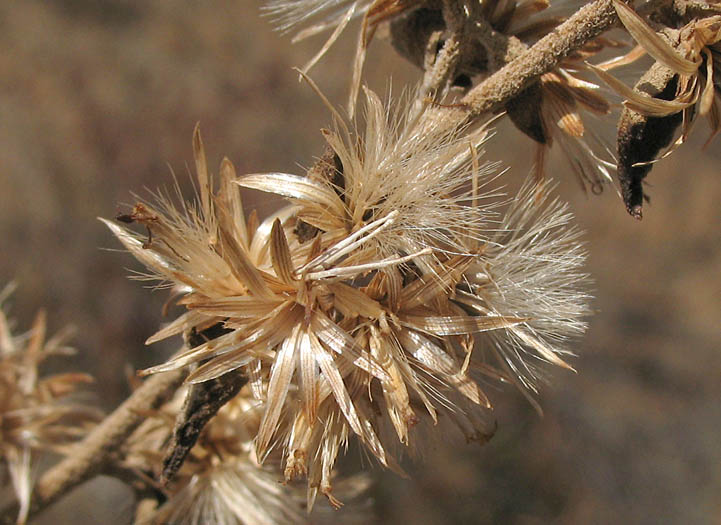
[592, 0, 721, 217]
[104, 87, 591, 506]
[124, 385, 371, 524]
[0, 286, 100, 525]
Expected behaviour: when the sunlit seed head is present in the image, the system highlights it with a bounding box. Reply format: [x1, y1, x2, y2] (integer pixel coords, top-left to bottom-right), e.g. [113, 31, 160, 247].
[105, 86, 591, 502]
[460, 180, 592, 404]
[239, 87, 503, 260]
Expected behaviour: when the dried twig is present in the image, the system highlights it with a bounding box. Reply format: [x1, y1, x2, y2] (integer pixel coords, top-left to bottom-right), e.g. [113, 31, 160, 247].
[160, 370, 248, 485]
[426, 0, 667, 128]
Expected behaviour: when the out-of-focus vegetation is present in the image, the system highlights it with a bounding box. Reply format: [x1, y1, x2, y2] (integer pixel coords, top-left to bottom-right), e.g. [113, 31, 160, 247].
[1, 1, 720, 523]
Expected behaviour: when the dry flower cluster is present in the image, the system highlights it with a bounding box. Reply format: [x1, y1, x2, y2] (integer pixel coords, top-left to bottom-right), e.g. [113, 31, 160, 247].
[103, 90, 589, 510]
[0, 285, 100, 525]
[2, 0, 719, 524]
[124, 384, 371, 524]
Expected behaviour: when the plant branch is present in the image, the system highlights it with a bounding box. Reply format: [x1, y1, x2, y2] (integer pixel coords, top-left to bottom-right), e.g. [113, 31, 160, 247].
[428, 0, 667, 127]
[0, 368, 185, 525]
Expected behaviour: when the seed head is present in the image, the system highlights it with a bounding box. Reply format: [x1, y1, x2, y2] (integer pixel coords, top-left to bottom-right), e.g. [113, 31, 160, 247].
[104, 87, 591, 503]
[590, 1, 721, 216]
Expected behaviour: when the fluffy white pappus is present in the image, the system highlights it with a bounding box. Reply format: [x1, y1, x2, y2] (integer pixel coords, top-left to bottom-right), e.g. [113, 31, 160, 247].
[464, 179, 592, 398]
[144, 461, 313, 525]
[337, 88, 503, 255]
[263, 0, 371, 38]
[242, 86, 503, 261]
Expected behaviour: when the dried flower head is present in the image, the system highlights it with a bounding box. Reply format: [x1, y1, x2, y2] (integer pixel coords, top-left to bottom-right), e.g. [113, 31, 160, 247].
[126, 386, 371, 524]
[0, 285, 99, 524]
[591, 1, 721, 217]
[104, 86, 590, 504]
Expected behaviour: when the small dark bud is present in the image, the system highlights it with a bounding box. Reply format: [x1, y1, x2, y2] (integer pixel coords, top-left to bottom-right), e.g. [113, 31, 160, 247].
[617, 64, 684, 219]
[505, 82, 547, 144]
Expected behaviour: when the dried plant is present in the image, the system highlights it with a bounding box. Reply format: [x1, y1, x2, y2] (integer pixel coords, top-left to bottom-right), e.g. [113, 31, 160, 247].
[3, 0, 717, 523]
[101, 85, 590, 507]
[0, 285, 100, 525]
[124, 386, 371, 524]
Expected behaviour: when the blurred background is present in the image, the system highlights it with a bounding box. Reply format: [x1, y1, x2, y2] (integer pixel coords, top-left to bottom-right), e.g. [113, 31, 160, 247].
[1, 1, 720, 523]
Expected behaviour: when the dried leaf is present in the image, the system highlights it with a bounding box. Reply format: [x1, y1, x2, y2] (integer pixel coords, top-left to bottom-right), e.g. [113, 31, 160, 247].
[298, 330, 319, 422]
[308, 331, 364, 437]
[311, 310, 388, 381]
[699, 48, 716, 116]
[192, 124, 212, 220]
[590, 63, 694, 117]
[328, 282, 385, 319]
[236, 173, 346, 218]
[217, 222, 276, 299]
[145, 310, 208, 345]
[218, 157, 249, 249]
[256, 323, 301, 457]
[596, 44, 647, 70]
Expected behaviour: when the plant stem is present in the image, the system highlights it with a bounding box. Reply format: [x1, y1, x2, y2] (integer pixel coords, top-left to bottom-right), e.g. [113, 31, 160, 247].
[429, 0, 667, 127]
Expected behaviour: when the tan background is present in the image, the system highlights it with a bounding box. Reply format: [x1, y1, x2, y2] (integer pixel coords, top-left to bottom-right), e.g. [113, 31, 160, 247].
[1, 1, 720, 523]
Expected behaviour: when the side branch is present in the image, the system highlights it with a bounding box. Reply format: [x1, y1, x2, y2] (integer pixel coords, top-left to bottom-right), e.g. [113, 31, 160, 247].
[435, 0, 666, 126]
[0, 368, 185, 524]
[462, 0, 618, 117]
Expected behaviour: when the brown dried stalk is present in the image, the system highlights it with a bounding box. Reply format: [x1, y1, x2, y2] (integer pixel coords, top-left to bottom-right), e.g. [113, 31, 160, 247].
[160, 370, 248, 486]
[0, 368, 184, 525]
